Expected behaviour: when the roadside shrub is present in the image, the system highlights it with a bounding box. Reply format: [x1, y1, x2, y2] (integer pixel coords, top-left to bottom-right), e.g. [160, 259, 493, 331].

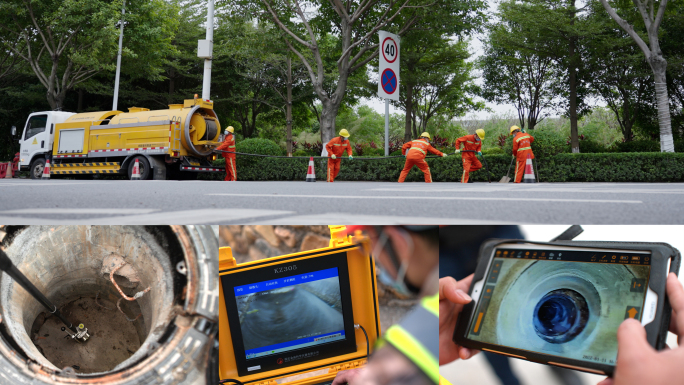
[578, 139, 609, 153]
[236, 138, 284, 156]
[483, 147, 503, 155]
[530, 129, 568, 158]
[612, 140, 660, 153]
[200, 146, 684, 182]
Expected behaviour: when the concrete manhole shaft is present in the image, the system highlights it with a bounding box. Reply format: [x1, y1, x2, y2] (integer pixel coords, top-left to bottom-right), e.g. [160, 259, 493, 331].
[0, 225, 218, 385]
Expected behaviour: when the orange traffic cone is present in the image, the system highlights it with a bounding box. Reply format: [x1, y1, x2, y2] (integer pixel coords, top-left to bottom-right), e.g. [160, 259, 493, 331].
[131, 159, 141, 180]
[41, 159, 51, 180]
[523, 153, 536, 183]
[4, 163, 12, 179]
[306, 157, 316, 182]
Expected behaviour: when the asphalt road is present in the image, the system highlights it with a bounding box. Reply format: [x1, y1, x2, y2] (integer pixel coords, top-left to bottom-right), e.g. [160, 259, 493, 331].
[0, 179, 682, 224]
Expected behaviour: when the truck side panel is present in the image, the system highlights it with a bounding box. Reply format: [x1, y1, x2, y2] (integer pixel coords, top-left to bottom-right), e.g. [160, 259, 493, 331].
[88, 122, 171, 156]
[52, 122, 90, 159]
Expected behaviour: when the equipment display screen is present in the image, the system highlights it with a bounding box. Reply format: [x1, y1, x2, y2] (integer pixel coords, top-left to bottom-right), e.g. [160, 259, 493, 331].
[469, 246, 651, 366]
[234, 267, 346, 361]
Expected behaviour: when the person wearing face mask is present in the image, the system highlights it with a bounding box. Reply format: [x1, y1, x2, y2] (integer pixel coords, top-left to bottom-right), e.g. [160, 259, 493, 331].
[325, 129, 353, 182]
[331, 226, 439, 385]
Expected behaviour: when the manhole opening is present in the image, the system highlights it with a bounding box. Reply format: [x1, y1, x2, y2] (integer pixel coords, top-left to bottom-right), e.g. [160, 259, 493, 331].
[0, 226, 183, 376]
[29, 280, 148, 373]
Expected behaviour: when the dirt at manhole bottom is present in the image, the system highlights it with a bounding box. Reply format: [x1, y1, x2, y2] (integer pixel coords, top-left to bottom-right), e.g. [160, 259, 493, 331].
[30, 296, 143, 374]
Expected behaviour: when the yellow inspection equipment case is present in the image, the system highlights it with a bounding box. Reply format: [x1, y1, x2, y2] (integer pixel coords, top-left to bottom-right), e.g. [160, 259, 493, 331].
[219, 226, 381, 385]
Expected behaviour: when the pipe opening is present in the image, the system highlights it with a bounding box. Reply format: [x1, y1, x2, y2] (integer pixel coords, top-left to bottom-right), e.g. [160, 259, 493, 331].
[0, 226, 183, 376]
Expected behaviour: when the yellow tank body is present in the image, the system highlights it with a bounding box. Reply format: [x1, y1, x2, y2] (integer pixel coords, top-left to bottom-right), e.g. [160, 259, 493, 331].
[52, 99, 221, 159]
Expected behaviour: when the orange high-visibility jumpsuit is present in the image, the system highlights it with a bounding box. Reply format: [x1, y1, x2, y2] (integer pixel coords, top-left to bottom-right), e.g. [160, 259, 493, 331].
[398, 139, 443, 183]
[216, 134, 237, 181]
[512, 131, 534, 183]
[325, 137, 352, 182]
[454, 134, 482, 183]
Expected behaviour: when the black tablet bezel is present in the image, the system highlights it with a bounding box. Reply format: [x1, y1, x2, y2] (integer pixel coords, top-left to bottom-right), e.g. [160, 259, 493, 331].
[222, 251, 356, 377]
[453, 239, 681, 376]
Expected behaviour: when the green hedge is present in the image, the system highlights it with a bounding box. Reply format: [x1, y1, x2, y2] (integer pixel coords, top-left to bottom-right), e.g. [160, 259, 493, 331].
[541, 153, 684, 182]
[200, 152, 684, 182]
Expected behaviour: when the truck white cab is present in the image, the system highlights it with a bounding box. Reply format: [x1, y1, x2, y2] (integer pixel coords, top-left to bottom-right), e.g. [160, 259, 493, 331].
[17, 111, 76, 179]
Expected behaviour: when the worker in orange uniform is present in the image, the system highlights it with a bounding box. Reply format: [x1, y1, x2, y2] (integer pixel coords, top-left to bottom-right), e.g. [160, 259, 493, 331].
[454, 129, 485, 183]
[325, 129, 353, 182]
[398, 132, 446, 183]
[510, 125, 534, 183]
[216, 126, 237, 181]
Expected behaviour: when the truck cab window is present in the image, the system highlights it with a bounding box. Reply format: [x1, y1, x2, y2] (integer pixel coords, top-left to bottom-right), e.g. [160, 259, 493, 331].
[24, 115, 48, 140]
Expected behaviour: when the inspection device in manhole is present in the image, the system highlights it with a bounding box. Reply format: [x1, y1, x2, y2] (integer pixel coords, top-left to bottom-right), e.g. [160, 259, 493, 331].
[0, 225, 219, 385]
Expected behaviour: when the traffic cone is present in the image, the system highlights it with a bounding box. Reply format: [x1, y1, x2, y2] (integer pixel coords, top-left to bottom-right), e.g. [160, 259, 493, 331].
[41, 159, 51, 180]
[306, 157, 316, 182]
[523, 153, 536, 183]
[4, 163, 12, 179]
[131, 159, 141, 180]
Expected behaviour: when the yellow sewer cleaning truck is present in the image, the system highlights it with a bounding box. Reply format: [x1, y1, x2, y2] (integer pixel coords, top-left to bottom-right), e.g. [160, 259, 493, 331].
[14, 97, 223, 180]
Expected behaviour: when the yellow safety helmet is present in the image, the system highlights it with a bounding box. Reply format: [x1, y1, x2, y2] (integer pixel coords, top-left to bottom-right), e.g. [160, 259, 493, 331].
[476, 129, 485, 139]
[509, 125, 520, 135]
[420, 132, 431, 140]
[339, 129, 350, 138]
[225, 126, 234, 134]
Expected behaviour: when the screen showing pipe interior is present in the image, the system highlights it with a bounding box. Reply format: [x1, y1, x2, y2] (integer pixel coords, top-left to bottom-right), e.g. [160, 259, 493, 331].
[468, 247, 651, 365]
[234, 267, 345, 361]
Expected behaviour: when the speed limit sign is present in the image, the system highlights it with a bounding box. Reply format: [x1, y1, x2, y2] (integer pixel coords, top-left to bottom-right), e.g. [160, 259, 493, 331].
[378, 31, 400, 100]
[382, 37, 398, 63]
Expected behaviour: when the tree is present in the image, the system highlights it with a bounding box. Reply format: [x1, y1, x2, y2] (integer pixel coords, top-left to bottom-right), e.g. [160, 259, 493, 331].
[408, 40, 482, 135]
[0, 0, 178, 111]
[481, 28, 562, 130]
[0, 30, 21, 86]
[658, 1, 684, 139]
[0, 0, 121, 110]
[230, 0, 433, 144]
[598, 0, 675, 152]
[584, 1, 653, 142]
[214, 19, 313, 139]
[389, 0, 486, 141]
[493, 0, 600, 152]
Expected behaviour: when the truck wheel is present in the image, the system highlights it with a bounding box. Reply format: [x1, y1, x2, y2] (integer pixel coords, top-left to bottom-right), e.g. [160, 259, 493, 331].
[29, 158, 45, 180]
[127, 156, 151, 180]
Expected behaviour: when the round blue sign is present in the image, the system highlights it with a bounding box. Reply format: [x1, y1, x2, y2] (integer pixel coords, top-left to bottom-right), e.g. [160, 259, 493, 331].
[381, 68, 397, 94]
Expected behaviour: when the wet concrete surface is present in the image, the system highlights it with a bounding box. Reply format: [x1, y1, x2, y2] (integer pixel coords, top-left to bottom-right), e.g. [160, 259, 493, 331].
[31, 296, 143, 373]
[240, 286, 344, 350]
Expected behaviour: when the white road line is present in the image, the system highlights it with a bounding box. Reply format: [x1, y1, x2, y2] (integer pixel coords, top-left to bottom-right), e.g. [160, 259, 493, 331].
[0, 182, 110, 187]
[0, 209, 292, 225]
[206, 193, 642, 204]
[254, 213, 511, 225]
[0, 208, 160, 214]
[369, 187, 684, 194]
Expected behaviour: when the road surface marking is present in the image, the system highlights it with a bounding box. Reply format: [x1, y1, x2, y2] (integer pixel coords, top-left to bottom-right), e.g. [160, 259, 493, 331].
[258, 213, 509, 225]
[370, 187, 684, 194]
[0, 209, 292, 225]
[206, 193, 642, 204]
[0, 208, 160, 215]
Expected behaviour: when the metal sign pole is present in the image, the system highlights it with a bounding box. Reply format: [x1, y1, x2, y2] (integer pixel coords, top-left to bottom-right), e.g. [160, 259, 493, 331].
[112, 0, 125, 111]
[202, 0, 214, 100]
[385, 99, 389, 156]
